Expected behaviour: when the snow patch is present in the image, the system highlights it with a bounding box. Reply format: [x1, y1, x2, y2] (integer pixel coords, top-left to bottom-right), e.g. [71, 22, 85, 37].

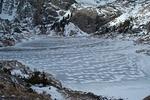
[11, 69, 29, 78]
[31, 85, 64, 100]
[64, 22, 88, 37]
[109, 13, 129, 26]
[75, 0, 116, 6]
[0, 0, 17, 21]
[0, 13, 15, 20]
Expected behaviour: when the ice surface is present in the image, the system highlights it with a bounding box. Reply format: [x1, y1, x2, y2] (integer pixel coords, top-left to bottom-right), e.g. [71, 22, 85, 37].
[0, 36, 150, 100]
[68, 80, 150, 100]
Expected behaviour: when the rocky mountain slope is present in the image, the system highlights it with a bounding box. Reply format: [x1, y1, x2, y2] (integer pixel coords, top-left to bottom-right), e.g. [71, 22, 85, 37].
[0, 0, 150, 46]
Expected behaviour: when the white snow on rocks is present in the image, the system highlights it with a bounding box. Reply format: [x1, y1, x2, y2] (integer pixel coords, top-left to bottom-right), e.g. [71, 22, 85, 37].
[64, 22, 88, 36]
[109, 0, 150, 30]
[0, 12, 15, 21]
[31, 85, 64, 100]
[75, 0, 116, 6]
[11, 69, 29, 78]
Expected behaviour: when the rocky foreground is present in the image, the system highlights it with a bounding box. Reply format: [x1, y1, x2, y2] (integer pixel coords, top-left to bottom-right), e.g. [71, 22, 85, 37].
[0, 60, 126, 100]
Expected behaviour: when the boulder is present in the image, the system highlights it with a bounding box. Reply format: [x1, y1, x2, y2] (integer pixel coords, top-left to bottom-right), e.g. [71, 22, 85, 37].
[71, 6, 121, 33]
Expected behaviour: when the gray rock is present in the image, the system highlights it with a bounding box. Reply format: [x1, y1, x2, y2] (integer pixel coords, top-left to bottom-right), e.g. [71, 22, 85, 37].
[71, 6, 121, 33]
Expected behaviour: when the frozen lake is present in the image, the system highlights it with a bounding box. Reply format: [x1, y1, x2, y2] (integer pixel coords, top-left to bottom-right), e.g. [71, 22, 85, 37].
[0, 36, 150, 100]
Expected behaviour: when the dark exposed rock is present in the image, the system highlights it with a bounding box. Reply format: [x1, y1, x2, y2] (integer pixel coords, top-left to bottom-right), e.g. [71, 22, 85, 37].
[13, 27, 22, 33]
[50, 15, 71, 34]
[71, 8, 99, 33]
[146, 21, 150, 34]
[0, 0, 3, 14]
[71, 6, 121, 33]
[116, 18, 134, 34]
[143, 96, 150, 100]
[26, 71, 62, 89]
[1, 37, 15, 46]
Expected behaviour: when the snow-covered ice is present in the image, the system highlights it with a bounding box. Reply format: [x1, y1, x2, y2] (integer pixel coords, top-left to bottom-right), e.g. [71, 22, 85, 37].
[0, 36, 150, 100]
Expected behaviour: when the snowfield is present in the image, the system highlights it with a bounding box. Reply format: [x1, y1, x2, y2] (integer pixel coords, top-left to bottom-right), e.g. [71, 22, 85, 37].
[0, 35, 150, 100]
[76, 0, 116, 6]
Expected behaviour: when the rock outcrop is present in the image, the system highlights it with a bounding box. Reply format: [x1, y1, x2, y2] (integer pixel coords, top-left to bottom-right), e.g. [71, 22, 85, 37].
[71, 6, 121, 33]
[0, 60, 122, 100]
[0, 60, 51, 100]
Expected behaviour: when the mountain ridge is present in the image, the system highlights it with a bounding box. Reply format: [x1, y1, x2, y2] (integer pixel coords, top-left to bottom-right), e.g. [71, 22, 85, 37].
[0, 0, 150, 46]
